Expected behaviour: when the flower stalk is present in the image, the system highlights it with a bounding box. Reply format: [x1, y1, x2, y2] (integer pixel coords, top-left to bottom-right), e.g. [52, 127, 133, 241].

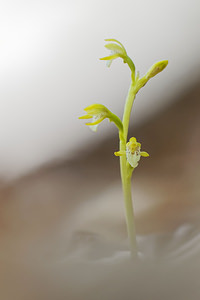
[119, 84, 137, 257]
[79, 39, 168, 258]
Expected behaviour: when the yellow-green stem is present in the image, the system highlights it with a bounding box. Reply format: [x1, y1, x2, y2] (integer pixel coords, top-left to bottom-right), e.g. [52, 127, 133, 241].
[122, 83, 136, 140]
[119, 80, 137, 258]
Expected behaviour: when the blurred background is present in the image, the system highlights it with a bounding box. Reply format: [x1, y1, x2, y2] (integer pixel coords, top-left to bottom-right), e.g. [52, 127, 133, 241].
[0, 0, 200, 178]
[0, 0, 200, 299]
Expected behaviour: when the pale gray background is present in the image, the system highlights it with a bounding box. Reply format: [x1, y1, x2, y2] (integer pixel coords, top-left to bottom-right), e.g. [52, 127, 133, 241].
[0, 0, 200, 178]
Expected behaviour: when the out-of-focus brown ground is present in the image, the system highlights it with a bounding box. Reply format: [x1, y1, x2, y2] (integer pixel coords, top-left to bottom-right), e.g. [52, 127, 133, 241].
[0, 82, 199, 299]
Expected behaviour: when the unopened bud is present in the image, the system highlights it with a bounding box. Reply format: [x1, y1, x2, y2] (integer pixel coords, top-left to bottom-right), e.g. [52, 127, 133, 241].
[146, 60, 168, 80]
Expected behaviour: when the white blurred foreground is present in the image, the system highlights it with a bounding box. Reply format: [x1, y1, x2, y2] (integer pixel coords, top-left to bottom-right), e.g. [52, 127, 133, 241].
[1, 178, 200, 300]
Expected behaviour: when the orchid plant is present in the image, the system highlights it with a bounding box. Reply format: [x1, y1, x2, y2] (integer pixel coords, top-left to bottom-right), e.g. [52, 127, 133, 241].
[79, 39, 168, 258]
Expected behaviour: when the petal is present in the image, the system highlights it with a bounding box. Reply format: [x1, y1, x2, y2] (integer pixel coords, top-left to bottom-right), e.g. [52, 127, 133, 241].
[127, 138, 139, 153]
[105, 39, 126, 53]
[140, 151, 149, 157]
[79, 114, 92, 120]
[129, 137, 137, 144]
[86, 116, 105, 126]
[89, 124, 99, 132]
[114, 150, 126, 156]
[84, 103, 104, 111]
[105, 43, 125, 56]
[99, 54, 119, 61]
[84, 104, 110, 115]
[126, 151, 141, 168]
[106, 59, 113, 68]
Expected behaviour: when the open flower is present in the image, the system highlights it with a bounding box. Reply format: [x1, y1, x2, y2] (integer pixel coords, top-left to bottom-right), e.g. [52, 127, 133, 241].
[79, 103, 123, 132]
[100, 38, 136, 77]
[115, 137, 149, 168]
[100, 38, 127, 67]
